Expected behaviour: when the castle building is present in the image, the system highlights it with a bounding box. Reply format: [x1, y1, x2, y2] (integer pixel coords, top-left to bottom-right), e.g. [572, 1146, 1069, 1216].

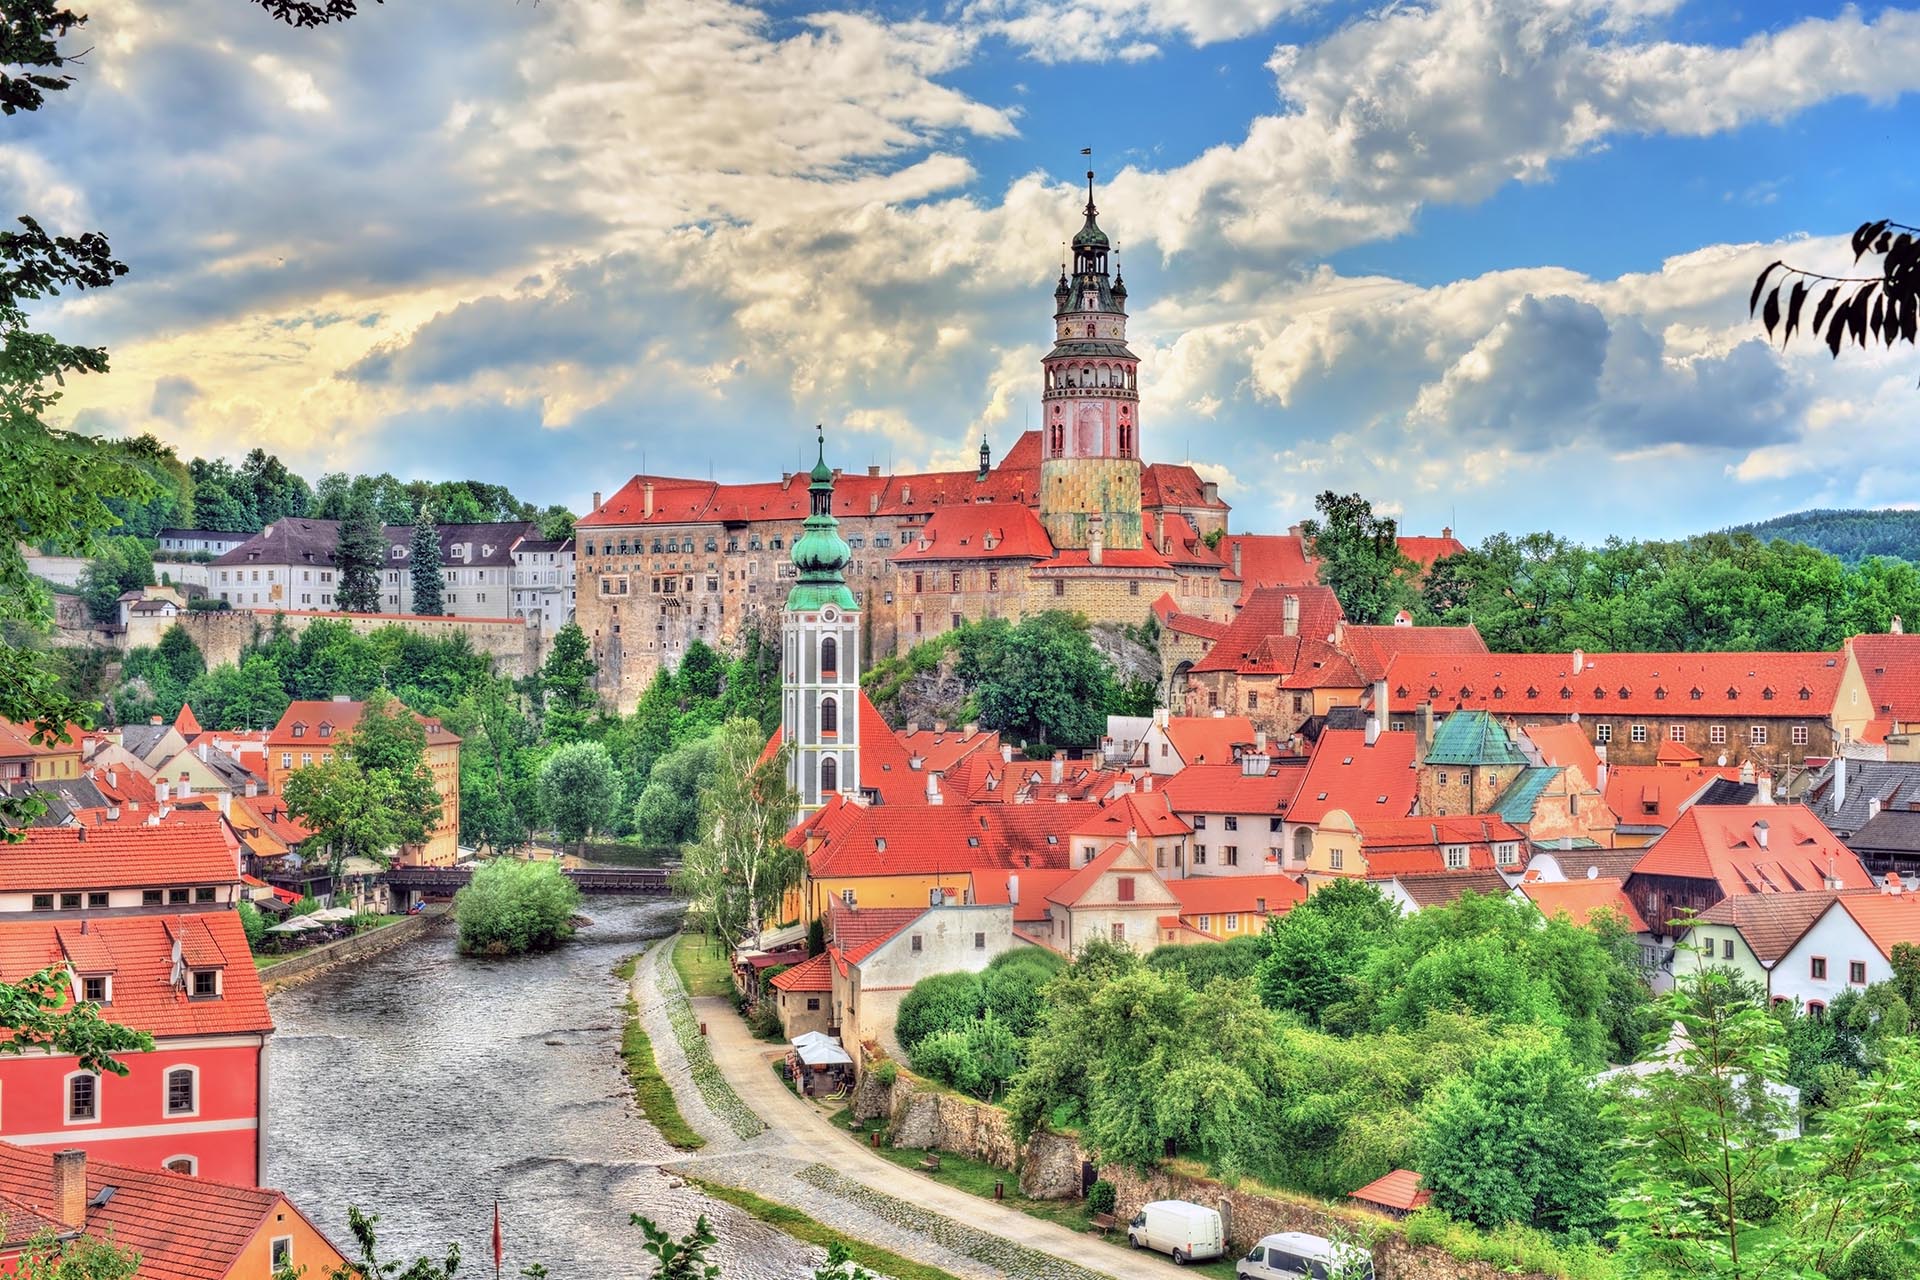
[784, 433, 862, 815]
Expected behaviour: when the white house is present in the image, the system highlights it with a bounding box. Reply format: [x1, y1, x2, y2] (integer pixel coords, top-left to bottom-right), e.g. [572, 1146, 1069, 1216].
[1772, 883, 1920, 1015]
[832, 903, 1017, 1057]
[1039, 837, 1180, 953]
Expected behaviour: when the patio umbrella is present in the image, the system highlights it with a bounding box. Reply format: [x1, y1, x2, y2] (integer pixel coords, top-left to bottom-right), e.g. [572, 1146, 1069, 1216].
[791, 1031, 837, 1051]
[310, 906, 356, 922]
[264, 917, 318, 934]
[794, 1039, 854, 1067]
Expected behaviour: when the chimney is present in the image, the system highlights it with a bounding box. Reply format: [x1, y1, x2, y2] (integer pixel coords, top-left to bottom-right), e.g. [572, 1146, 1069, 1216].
[1365, 714, 1381, 748]
[1230, 541, 1242, 577]
[332, 694, 351, 703]
[1141, 774, 1153, 792]
[906, 721, 920, 736]
[1739, 760, 1755, 785]
[1753, 819, 1769, 849]
[149, 715, 162, 726]
[177, 772, 191, 798]
[156, 779, 171, 804]
[1441, 525, 1453, 540]
[643, 482, 655, 519]
[1571, 647, 1585, 674]
[51, 1149, 86, 1230]
[1824, 855, 1844, 891]
[1868, 795, 1881, 820]
[964, 722, 979, 738]
[1001, 743, 1013, 764]
[1154, 707, 1169, 728]
[1283, 594, 1300, 637]
[106, 769, 117, 790]
[197, 742, 209, 762]
[1372, 679, 1389, 730]
[1596, 761, 1608, 791]
[74, 825, 86, 843]
[1201, 480, 1219, 505]
[1414, 703, 1435, 756]
[934, 720, 948, 734]
[1887, 871, 1905, 896]
[245, 779, 257, 798]
[927, 772, 944, 805]
[1758, 772, 1774, 805]
[867, 465, 880, 477]
[1834, 756, 1848, 809]
[1894, 615, 1905, 635]
[218, 791, 231, 819]
[1255, 729, 1268, 753]
[1051, 752, 1065, 785]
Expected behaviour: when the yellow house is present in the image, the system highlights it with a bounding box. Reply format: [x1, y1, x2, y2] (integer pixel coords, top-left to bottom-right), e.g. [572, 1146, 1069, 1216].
[1835, 630, 1920, 757]
[0, 720, 83, 786]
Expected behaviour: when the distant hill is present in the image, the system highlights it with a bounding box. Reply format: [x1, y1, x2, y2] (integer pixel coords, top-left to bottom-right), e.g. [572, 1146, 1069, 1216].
[1721, 508, 1920, 564]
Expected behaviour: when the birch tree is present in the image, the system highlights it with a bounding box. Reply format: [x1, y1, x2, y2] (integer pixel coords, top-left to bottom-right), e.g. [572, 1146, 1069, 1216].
[676, 718, 800, 951]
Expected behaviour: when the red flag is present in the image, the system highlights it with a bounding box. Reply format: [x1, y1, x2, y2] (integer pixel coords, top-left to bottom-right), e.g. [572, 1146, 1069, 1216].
[492, 1201, 503, 1274]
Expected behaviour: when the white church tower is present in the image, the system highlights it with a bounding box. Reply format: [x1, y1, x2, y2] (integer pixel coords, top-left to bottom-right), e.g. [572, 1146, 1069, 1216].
[783, 429, 862, 815]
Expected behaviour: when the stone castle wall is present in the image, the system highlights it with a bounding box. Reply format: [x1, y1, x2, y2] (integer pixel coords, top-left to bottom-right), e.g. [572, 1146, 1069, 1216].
[122, 609, 539, 679]
[1040, 457, 1143, 550]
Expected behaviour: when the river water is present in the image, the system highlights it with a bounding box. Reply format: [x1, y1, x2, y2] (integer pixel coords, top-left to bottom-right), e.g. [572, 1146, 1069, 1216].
[264, 896, 816, 1278]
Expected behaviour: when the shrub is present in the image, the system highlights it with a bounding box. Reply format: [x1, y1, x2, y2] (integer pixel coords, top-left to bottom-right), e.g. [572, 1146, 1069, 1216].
[895, 972, 984, 1052]
[873, 1060, 899, 1087]
[747, 999, 784, 1042]
[911, 1028, 981, 1096]
[237, 900, 266, 949]
[981, 948, 1064, 1038]
[1087, 1180, 1116, 1216]
[454, 858, 582, 956]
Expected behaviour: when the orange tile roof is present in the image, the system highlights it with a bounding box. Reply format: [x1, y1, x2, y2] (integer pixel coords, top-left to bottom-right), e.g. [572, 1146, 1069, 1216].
[1070, 789, 1192, 839]
[1159, 762, 1307, 816]
[1655, 738, 1705, 764]
[1191, 587, 1346, 674]
[1693, 892, 1846, 963]
[1350, 1169, 1430, 1213]
[1032, 546, 1174, 571]
[1215, 533, 1316, 593]
[1630, 805, 1869, 897]
[1847, 632, 1920, 723]
[1043, 842, 1132, 908]
[1336, 623, 1488, 683]
[1524, 723, 1602, 783]
[1161, 716, 1258, 767]
[5, 826, 239, 892]
[1395, 536, 1467, 571]
[1604, 764, 1738, 828]
[827, 903, 927, 952]
[798, 800, 1093, 879]
[1518, 877, 1650, 933]
[891, 504, 1054, 563]
[1166, 874, 1305, 917]
[969, 867, 1079, 922]
[268, 701, 460, 748]
[0, 1142, 333, 1280]
[1152, 598, 1230, 641]
[1834, 892, 1920, 959]
[171, 703, 203, 739]
[897, 726, 1002, 775]
[769, 952, 834, 992]
[1287, 730, 1420, 826]
[0, 913, 270, 1039]
[1385, 650, 1844, 719]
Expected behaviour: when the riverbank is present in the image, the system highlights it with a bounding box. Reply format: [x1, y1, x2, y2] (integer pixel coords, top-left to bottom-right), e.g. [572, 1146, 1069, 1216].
[614, 948, 705, 1150]
[258, 905, 449, 996]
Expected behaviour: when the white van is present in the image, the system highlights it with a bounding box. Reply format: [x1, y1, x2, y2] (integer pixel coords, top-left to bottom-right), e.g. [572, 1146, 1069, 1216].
[1126, 1200, 1225, 1265]
[1235, 1231, 1375, 1280]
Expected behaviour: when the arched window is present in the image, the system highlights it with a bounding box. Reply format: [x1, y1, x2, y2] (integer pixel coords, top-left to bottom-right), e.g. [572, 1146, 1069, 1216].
[1119, 424, 1132, 456]
[166, 1066, 197, 1116]
[1808, 1000, 1827, 1021]
[821, 696, 839, 736]
[1291, 829, 1313, 864]
[821, 755, 839, 793]
[163, 1156, 197, 1176]
[821, 636, 838, 679]
[66, 1071, 98, 1122]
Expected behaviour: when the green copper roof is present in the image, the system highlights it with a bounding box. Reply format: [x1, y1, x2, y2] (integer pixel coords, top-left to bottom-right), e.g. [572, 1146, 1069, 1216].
[788, 428, 859, 613]
[1424, 709, 1528, 767]
[1491, 766, 1561, 823]
[1072, 210, 1110, 249]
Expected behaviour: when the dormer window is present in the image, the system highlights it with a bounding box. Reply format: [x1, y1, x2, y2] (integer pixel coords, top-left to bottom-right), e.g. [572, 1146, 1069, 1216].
[319, 723, 332, 738]
[81, 975, 110, 1005]
[190, 970, 220, 999]
[291, 723, 306, 738]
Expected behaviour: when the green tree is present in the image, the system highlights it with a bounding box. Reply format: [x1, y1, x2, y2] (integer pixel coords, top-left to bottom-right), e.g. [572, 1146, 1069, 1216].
[632, 735, 720, 847]
[674, 718, 801, 950]
[409, 502, 444, 616]
[980, 947, 1065, 1039]
[334, 489, 385, 613]
[1301, 491, 1421, 625]
[282, 757, 386, 885]
[971, 611, 1115, 748]
[897, 972, 985, 1053]
[539, 740, 620, 853]
[540, 622, 598, 741]
[77, 535, 154, 623]
[535, 504, 574, 541]
[183, 653, 290, 730]
[453, 858, 581, 956]
[1419, 1038, 1614, 1236]
[319, 1206, 463, 1280]
[347, 694, 441, 849]
[152, 622, 206, 687]
[1256, 878, 1399, 1029]
[239, 447, 309, 525]
[442, 677, 540, 854]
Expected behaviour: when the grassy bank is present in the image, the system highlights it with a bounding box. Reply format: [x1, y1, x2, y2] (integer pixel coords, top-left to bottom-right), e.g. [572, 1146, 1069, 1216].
[683, 1176, 964, 1280]
[672, 931, 735, 998]
[615, 953, 704, 1150]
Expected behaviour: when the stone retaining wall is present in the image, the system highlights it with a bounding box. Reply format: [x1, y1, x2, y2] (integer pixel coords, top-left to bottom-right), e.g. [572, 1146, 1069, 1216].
[1099, 1163, 1556, 1280]
[260, 908, 446, 995]
[854, 1070, 1084, 1200]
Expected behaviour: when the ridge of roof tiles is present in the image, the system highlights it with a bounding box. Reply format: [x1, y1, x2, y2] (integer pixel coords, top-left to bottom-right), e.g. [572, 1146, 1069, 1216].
[769, 952, 833, 992]
[1386, 650, 1843, 718]
[1693, 892, 1851, 963]
[799, 800, 1098, 878]
[890, 504, 1055, 563]
[5, 825, 239, 892]
[1630, 804, 1870, 895]
[268, 701, 460, 747]
[1847, 632, 1920, 722]
[1166, 874, 1306, 915]
[1160, 716, 1258, 766]
[1336, 623, 1488, 682]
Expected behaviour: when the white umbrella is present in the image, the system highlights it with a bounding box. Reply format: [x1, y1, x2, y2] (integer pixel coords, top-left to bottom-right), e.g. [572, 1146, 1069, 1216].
[264, 917, 317, 934]
[791, 1031, 836, 1051]
[794, 1040, 854, 1067]
[310, 906, 355, 922]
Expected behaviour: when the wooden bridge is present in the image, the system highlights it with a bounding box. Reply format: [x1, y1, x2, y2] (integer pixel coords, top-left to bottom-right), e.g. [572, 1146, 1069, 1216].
[382, 864, 674, 896]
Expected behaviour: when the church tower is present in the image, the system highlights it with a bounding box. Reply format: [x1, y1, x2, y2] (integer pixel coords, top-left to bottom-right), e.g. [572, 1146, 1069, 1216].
[1039, 166, 1143, 551]
[783, 429, 862, 815]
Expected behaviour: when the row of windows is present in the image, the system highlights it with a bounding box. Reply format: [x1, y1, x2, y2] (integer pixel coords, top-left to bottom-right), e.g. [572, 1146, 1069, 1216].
[582, 533, 899, 557]
[1807, 955, 1871, 984]
[1592, 722, 1808, 747]
[33, 886, 218, 911]
[62, 1064, 201, 1124]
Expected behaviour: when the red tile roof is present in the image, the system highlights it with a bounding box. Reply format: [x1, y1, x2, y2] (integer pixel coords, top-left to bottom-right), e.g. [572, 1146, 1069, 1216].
[1630, 805, 1869, 896]
[798, 800, 1093, 879]
[0, 913, 270, 1039]
[1070, 789, 1192, 839]
[1385, 650, 1844, 719]
[1287, 730, 1420, 826]
[827, 902, 927, 953]
[267, 701, 460, 749]
[1152, 594, 1231, 641]
[891, 504, 1054, 563]
[1604, 764, 1738, 828]
[1166, 874, 1306, 917]
[969, 867, 1080, 921]
[769, 952, 834, 992]
[1161, 716, 1259, 767]
[897, 726, 1002, 775]
[1395, 536, 1467, 571]
[4, 826, 239, 893]
[1159, 762, 1307, 817]
[1350, 1169, 1430, 1213]
[1655, 738, 1705, 764]
[1336, 623, 1488, 683]
[1833, 891, 1920, 959]
[1518, 877, 1650, 933]
[1191, 587, 1346, 674]
[1215, 533, 1316, 593]
[1524, 723, 1602, 783]
[1846, 632, 1920, 722]
[1044, 842, 1134, 908]
[0, 1142, 334, 1280]
[1032, 545, 1174, 571]
[1693, 892, 1845, 963]
[170, 703, 203, 739]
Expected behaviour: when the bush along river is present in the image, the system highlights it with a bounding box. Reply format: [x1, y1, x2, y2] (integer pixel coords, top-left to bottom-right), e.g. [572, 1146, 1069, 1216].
[264, 895, 816, 1277]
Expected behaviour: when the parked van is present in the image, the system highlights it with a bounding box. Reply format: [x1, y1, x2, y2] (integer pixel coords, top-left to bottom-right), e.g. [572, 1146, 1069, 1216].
[1235, 1231, 1375, 1280]
[1126, 1200, 1225, 1265]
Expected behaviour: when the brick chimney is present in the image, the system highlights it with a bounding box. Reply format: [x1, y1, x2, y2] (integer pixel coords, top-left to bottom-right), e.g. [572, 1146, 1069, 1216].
[177, 772, 192, 798]
[1230, 541, 1242, 577]
[591, 491, 601, 510]
[1283, 594, 1299, 637]
[1051, 752, 1065, 785]
[643, 482, 655, 519]
[51, 1149, 86, 1229]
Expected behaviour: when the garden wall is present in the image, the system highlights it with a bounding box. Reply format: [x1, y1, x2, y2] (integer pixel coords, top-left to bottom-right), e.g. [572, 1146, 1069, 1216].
[259, 908, 446, 995]
[853, 1069, 1084, 1199]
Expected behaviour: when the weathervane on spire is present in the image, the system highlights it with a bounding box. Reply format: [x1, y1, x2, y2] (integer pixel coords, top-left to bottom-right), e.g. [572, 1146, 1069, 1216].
[1081, 146, 1095, 215]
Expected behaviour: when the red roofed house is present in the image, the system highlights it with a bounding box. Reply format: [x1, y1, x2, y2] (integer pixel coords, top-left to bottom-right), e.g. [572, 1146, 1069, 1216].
[828, 903, 1019, 1056]
[1624, 805, 1871, 943]
[1282, 728, 1421, 876]
[1384, 649, 1843, 772]
[265, 699, 461, 865]
[1766, 887, 1920, 1015]
[1159, 760, 1308, 876]
[1183, 588, 1360, 740]
[1, 826, 243, 916]
[1157, 874, 1306, 945]
[1515, 877, 1651, 936]
[1137, 710, 1261, 776]
[769, 953, 834, 1041]
[1067, 787, 1192, 877]
[1038, 838, 1180, 954]
[0, 1143, 346, 1278]
[0, 912, 273, 1184]
[1153, 594, 1231, 698]
[0, 720, 85, 789]
[1835, 627, 1920, 752]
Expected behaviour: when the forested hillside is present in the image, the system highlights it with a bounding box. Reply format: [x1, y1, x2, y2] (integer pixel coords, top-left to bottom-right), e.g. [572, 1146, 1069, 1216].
[1721, 508, 1920, 564]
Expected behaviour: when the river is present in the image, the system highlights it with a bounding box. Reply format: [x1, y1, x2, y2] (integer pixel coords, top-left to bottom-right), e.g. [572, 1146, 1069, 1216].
[264, 896, 817, 1278]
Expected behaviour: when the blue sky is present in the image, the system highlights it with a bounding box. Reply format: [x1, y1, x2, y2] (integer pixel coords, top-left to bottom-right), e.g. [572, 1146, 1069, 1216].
[14, 0, 1920, 543]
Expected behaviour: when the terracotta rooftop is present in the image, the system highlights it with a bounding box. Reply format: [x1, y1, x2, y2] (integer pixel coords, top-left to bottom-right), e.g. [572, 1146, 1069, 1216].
[769, 952, 834, 993]
[1518, 877, 1650, 933]
[1386, 650, 1844, 719]
[796, 799, 1094, 879]
[1847, 631, 1920, 724]
[4, 825, 239, 893]
[1350, 1169, 1430, 1213]
[1337, 622, 1488, 683]
[267, 701, 460, 749]
[1191, 586, 1346, 674]
[1382, 869, 1513, 908]
[1630, 805, 1870, 897]
[1159, 762, 1307, 816]
[1166, 874, 1306, 917]
[1605, 764, 1739, 829]
[891, 504, 1055, 564]
[1693, 892, 1848, 963]
[1287, 729, 1420, 826]
[1160, 716, 1259, 767]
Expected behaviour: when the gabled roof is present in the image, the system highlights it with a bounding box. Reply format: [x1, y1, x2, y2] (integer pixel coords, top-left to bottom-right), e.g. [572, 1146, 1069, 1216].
[798, 799, 1096, 879]
[1152, 594, 1230, 641]
[1043, 841, 1174, 910]
[897, 725, 1002, 775]
[827, 902, 926, 953]
[970, 868, 1081, 922]
[1522, 724, 1602, 783]
[1605, 764, 1738, 829]
[1630, 805, 1870, 897]
[170, 703, 203, 739]
[1386, 650, 1844, 719]
[0, 1142, 334, 1280]
[769, 952, 834, 992]
[1656, 738, 1705, 764]
[1166, 874, 1305, 917]
[1518, 877, 1650, 933]
[1070, 789, 1191, 840]
[1160, 716, 1258, 767]
[1337, 623, 1487, 683]
[1384, 870, 1512, 908]
[1846, 632, 1920, 722]
[1693, 892, 1847, 963]
[1191, 586, 1346, 674]
[1834, 891, 1920, 959]
[1287, 729, 1420, 826]
[0, 913, 270, 1039]
[891, 504, 1054, 563]
[4, 825, 239, 893]
[1490, 766, 1563, 824]
[1159, 763, 1307, 816]
[1423, 710, 1526, 766]
[266, 701, 460, 749]
[1350, 1169, 1430, 1213]
[1802, 758, 1920, 835]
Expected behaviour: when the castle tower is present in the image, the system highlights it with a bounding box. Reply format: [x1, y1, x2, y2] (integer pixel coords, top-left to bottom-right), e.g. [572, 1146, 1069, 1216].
[783, 429, 862, 815]
[1039, 166, 1143, 551]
